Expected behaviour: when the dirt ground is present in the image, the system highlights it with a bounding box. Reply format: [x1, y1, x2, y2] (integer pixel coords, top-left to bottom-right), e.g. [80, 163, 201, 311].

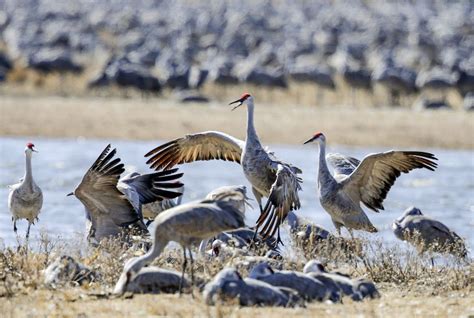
[1, 288, 472, 318]
[1, 95, 473, 149]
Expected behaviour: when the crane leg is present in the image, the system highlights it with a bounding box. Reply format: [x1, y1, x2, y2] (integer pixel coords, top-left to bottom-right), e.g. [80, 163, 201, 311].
[13, 220, 17, 233]
[26, 222, 32, 240]
[276, 226, 284, 247]
[179, 246, 187, 295]
[188, 249, 195, 298]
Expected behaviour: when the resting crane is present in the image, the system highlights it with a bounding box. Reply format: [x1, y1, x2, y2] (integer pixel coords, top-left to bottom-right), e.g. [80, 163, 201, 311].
[392, 207, 467, 263]
[145, 93, 302, 245]
[304, 132, 438, 235]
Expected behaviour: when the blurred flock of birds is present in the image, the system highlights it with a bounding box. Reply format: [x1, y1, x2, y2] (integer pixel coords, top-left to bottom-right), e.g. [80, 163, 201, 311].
[7, 93, 468, 307]
[0, 0, 473, 108]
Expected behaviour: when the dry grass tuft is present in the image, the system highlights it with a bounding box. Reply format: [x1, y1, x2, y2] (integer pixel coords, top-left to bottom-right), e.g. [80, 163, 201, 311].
[0, 232, 472, 317]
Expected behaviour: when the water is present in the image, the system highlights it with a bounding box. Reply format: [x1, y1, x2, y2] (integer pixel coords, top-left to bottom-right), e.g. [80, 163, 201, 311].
[1, 136, 473, 251]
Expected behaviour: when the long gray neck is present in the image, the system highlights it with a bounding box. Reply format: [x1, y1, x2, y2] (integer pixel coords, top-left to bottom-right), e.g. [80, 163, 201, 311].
[245, 102, 263, 149]
[317, 140, 335, 189]
[24, 152, 34, 190]
[131, 239, 167, 273]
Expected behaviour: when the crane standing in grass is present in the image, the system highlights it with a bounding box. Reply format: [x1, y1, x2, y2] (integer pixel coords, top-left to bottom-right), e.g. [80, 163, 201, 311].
[8, 143, 43, 240]
[114, 187, 246, 295]
[145, 93, 302, 245]
[303, 132, 438, 235]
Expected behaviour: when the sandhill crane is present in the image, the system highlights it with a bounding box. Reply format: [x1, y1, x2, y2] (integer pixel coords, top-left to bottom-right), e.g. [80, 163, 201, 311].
[304, 260, 380, 300]
[203, 267, 300, 307]
[145, 93, 302, 245]
[198, 185, 250, 255]
[44, 255, 97, 287]
[68, 144, 183, 242]
[8, 143, 43, 240]
[303, 260, 362, 301]
[115, 266, 190, 294]
[249, 262, 340, 302]
[392, 206, 467, 264]
[303, 132, 438, 235]
[114, 188, 246, 295]
[286, 211, 331, 242]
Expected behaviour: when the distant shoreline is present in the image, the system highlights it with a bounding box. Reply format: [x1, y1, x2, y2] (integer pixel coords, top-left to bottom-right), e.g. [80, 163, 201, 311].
[1, 95, 473, 150]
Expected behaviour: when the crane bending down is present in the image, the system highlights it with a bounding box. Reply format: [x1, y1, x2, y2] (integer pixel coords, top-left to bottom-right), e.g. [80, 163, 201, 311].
[8, 143, 43, 240]
[303, 132, 438, 235]
[68, 144, 184, 242]
[145, 93, 302, 245]
[114, 188, 246, 295]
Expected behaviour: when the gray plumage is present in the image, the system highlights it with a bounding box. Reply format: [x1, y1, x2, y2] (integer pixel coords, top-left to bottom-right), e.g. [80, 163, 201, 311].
[116, 266, 189, 294]
[392, 207, 467, 258]
[8, 143, 43, 239]
[44, 255, 97, 287]
[118, 172, 184, 223]
[304, 132, 438, 234]
[249, 262, 339, 302]
[69, 144, 183, 242]
[203, 268, 298, 307]
[198, 185, 253, 255]
[114, 187, 246, 294]
[287, 211, 331, 242]
[352, 278, 381, 299]
[145, 94, 302, 245]
[303, 260, 363, 301]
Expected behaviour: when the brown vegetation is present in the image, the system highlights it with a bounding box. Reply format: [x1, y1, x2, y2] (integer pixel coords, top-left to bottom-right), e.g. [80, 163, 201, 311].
[0, 231, 472, 317]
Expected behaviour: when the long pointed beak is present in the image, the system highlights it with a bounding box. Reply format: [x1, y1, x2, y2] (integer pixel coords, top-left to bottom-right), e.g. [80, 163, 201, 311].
[66, 192, 74, 197]
[229, 98, 243, 111]
[32, 148, 38, 153]
[303, 137, 315, 145]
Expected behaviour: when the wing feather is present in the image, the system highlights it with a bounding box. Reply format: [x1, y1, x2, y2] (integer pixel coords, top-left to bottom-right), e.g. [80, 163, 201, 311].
[145, 131, 244, 170]
[256, 164, 302, 240]
[342, 151, 437, 212]
[74, 145, 146, 238]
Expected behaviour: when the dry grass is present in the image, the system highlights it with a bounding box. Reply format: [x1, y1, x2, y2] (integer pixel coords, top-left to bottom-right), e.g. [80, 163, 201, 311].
[0, 232, 472, 317]
[0, 95, 472, 149]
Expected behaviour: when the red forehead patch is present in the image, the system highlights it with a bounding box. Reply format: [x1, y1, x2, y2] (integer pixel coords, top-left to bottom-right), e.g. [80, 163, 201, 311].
[26, 142, 35, 149]
[313, 131, 322, 137]
[241, 93, 251, 100]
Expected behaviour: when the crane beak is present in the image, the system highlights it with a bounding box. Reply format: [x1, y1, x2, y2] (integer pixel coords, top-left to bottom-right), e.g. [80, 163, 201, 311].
[229, 98, 243, 111]
[66, 192, 74, 196]
[32, 148, 38, 153]
[303, 136, 316, 144]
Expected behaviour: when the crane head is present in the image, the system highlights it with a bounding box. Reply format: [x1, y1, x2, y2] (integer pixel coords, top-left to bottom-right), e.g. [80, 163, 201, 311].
[303, 132, 325, 144]
[25, 142, 38, 153]
[229, 93, 252, 111]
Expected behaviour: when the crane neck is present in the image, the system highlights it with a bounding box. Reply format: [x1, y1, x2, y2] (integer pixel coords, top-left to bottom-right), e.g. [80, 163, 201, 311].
[130, 239, 167, 273]
[23, 152, 34, 190]
[245, 102, 263, 149]
[317, 140, 335, 189]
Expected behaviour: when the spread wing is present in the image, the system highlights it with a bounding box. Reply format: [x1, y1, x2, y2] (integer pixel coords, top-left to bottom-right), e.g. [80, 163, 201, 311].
[74, 145, 145, 231]
[341, 151, 437, 212]
[256, 164, 302, 242]
[145, 131, 244, 170]
[326, 153, 360, 176]
[120, 169, 184, 206]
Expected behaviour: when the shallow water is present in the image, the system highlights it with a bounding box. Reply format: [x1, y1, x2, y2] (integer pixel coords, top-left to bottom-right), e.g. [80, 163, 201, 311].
[0, 137, 473, 252]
